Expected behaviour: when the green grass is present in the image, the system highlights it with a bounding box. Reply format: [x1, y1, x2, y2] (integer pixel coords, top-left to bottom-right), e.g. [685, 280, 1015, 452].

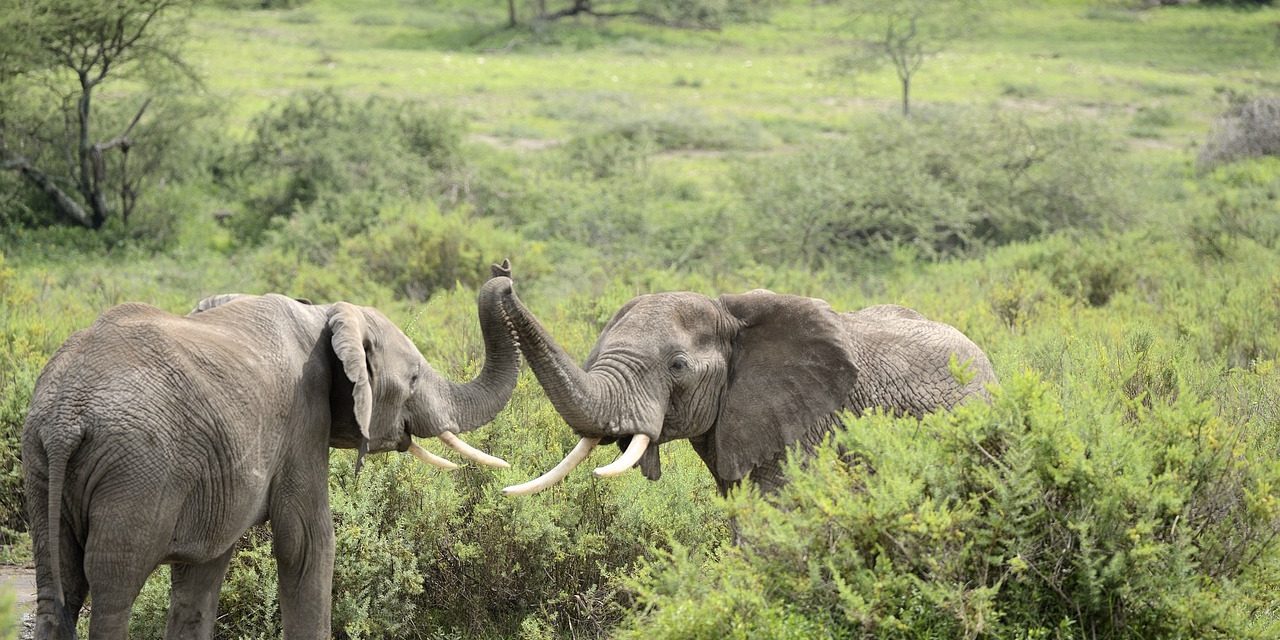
[188, 0, 1278, 150]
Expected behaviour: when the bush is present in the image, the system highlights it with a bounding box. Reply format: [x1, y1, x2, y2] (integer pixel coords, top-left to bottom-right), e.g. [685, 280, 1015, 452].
[1187, 158, 1280, 259]
[734, 109, 1128, 271]
[596, 109, 776, 154]
[345, 204, 548, 302]
[245, 198, 546, 304]
[1011, 235, 1136, 307]
[471, 145, 749, 285]
[617, 372, 1280, 639]
[0, 252, 69, 551]
[224, 90, 466, 242]
[1198, 95, 1280, 171]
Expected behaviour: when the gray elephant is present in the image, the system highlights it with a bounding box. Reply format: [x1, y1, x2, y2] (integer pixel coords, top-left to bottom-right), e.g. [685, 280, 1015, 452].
[499, 287, 996, 496]
[23, 264, 520, 639]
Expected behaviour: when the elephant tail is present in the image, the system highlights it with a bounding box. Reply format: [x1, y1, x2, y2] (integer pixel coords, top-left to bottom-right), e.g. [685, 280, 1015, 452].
[43, 433, 77, 609]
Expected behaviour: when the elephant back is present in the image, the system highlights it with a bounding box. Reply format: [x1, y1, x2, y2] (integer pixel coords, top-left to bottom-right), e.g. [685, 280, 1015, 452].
[843, 308, 995, 417]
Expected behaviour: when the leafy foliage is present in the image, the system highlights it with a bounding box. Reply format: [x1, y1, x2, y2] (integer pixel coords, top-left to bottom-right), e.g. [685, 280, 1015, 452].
[0, 0, 198, 230]
[619, 372, 1280, 639]
[224, 90, 467, 242]
[734, 109, 1128, 271]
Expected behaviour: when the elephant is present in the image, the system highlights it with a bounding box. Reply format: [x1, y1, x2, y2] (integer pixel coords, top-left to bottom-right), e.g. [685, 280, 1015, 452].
[498, 286, 996, 496]
[22, 263, 520, 639]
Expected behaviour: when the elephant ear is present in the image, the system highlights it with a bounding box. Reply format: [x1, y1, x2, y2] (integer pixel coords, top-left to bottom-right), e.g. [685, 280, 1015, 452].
[327, 302, 373, 443]
[713, 292, 858, 484]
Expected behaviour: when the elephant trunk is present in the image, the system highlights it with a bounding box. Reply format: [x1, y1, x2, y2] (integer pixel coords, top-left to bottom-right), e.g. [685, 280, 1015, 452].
[497, 284, 663, 495]
[442, 274, 522, 433]
[496, 283, 613, 437]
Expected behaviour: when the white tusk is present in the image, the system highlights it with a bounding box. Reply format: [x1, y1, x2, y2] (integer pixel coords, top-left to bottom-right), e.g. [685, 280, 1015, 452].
[406, 441, 459, 470]
[593, 434, 651, 478]
[501, 437, 601, 496]
[437, 431, 510, 469]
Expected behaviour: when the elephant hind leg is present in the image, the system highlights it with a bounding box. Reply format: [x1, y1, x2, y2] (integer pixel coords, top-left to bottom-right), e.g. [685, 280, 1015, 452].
[82, 521, 168, 639]
[82, 553, 152, 640]
[32, 521, 87, 639]
[164, 549, 235, 640]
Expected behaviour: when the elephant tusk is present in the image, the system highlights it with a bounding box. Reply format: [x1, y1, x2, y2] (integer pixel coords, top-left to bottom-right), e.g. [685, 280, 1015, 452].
[501, 437, 601, 496]
[406, 441, 459, 470]
[593, 434, 651, 478]
[437, 431, 510, 469]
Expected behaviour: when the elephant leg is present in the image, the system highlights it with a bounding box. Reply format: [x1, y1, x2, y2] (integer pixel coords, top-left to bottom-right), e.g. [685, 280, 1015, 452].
[32, 534, 87, 640]
[270, 492, 334, 639]
[164, 548, 235, 640]
[83, 553, 152, 640]
[82, 516, 166, 639]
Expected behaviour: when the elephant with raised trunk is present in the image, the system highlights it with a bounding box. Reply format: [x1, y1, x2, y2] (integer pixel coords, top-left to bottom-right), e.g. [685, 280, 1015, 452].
[23, 263, 520, 639]
[499, 287, 996, 496]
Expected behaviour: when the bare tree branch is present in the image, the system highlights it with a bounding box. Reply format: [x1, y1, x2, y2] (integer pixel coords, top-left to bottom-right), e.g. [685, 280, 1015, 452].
[4, 154, 94, 227]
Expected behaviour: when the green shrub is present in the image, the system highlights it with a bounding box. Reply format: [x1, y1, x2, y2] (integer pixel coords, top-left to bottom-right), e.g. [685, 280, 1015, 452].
[225, 90, 466, 242]
[617, 372, 1280, 639]
[247, 199, 546, 304]
[1129, 105, 1176, 139]
[1187, 158, 1280, 259]
[472, 146, 749, 284]
[734, 109, 1128, 271]
[344, 204, 548, 302]
[561, 130, 655, 180]
[597, 109, 776, 154]
[1012, 235, 1136, 307]
[0, 252, 70, 551]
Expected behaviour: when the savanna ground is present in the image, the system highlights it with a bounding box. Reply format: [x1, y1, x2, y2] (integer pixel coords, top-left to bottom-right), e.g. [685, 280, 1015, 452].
[3, 0, 1280, 637]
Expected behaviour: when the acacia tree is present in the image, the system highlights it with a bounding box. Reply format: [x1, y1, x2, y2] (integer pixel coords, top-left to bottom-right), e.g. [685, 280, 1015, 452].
[836, 0, 984, 116]
[0, 0, 196, 230]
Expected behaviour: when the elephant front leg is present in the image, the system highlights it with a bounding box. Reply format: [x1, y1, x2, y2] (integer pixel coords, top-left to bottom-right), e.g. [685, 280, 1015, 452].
[164, 548, 235, 639]
[270, 495, 335, 639]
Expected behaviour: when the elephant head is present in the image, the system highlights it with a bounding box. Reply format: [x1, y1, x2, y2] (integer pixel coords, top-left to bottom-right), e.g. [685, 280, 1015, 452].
[195, 262, 520, 470]
[497, 286, 901, 495]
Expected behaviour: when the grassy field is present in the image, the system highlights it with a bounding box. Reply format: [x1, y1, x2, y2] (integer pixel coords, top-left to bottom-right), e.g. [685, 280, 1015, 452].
[3, 0, 1280, 637]
[187, 0, 1277, 141]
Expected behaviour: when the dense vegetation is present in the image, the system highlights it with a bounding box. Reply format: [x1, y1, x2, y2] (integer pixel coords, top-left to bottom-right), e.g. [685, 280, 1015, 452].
[2, 0, 1279, 637]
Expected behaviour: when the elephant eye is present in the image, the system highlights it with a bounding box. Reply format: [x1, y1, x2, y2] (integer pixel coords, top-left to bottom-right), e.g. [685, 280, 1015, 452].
[670, 355, 690, 372]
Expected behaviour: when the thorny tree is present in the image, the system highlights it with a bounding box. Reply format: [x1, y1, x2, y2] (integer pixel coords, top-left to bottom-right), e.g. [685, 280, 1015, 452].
[0, 0, 196, 230]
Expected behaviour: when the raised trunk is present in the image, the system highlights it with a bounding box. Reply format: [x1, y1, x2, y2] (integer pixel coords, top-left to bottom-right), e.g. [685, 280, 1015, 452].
[498, 285, 611, 436]
[443, 276, 522, 431]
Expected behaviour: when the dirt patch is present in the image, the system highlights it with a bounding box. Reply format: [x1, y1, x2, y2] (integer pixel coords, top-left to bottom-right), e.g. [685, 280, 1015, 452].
[2, 565, 36, 639]
[0, 564, 36, 611]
